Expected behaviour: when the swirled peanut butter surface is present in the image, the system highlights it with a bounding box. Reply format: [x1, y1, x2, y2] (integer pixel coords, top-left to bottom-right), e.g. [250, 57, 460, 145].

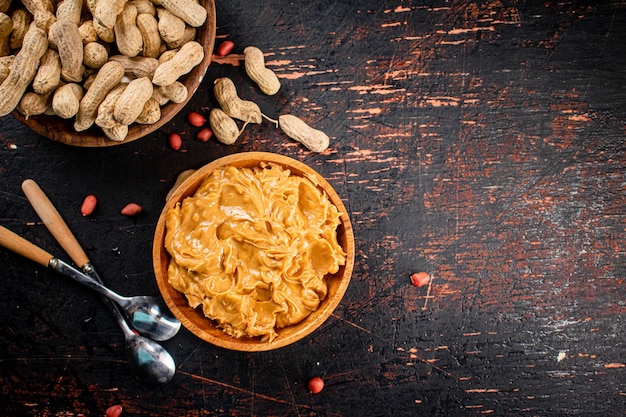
[165, 163, 346, 342]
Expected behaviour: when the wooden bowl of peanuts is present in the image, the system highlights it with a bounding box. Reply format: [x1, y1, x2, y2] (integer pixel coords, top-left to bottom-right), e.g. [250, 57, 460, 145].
[153, 152, 355, 351]
[6, 0, 216, 147]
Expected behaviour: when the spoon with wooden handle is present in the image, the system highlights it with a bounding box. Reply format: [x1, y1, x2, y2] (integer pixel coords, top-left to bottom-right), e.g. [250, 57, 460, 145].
[0, 221, 176, 385]
[21, 179, 181, 342]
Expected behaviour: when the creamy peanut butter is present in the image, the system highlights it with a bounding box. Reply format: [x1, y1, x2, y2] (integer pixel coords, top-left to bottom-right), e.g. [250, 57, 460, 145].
[164, 163, 346, 342]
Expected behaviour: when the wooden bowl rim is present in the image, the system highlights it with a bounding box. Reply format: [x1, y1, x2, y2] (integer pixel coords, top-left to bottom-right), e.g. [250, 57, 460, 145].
[12, 0, 216, 147]
[152, 152, 355, 351]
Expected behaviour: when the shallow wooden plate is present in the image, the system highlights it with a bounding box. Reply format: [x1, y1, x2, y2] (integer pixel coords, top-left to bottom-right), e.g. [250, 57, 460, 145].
[153, 152, 355, 351]
[12, 0, 216, 147]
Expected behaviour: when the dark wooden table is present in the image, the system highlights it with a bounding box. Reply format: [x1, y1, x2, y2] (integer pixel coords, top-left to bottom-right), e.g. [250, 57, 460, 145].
[1, 1, 625, 416]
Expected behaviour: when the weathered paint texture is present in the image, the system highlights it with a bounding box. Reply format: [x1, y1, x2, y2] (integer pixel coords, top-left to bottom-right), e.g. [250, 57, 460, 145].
[0, 1, 624, 416]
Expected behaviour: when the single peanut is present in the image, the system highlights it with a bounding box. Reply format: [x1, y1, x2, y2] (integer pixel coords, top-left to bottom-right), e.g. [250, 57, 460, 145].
[105, 405, 123, 417]
[49, 19, 84, 82]
[80, 194, 97, 216]
[196, 127, 212, 142]
[0, 23, 48, 117]
[158, 0, 207, 27]
[209, 108, 240, 145]
[52, 82, 83, 119]
[410, 272, 430, 287]
[187, 111, 205, 127]
[156, 8, 185, 44]
[113, 76, 153, 125]
[32, 48, 61, 94]
[136, 13, 161, 58]
[83, 42, 108, 69]
[307, 377, 324, 394]
[213, 77, 262, 123]
[152, 40, 203, 86]
[244, 46, 281, 95]
[168, 132, 182, 150]
[278, 114, 329, 153]
[216, 40, 234, 57]
[74, 60, 125, 131]
[121, 203, 143, 216]
[17, 90, 51, 118]
[114, 3, 143, 58]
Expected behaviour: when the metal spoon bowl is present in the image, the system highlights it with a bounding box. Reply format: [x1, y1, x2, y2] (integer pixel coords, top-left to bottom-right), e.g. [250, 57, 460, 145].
[80, 264, 176, 385]
[117, 302, 176, 386]
[0, 224, 178, 385]
[83, 262, 176, 385]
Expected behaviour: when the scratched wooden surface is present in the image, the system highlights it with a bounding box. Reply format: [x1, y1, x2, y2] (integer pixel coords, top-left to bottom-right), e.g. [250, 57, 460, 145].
[0, 1, 624, 416]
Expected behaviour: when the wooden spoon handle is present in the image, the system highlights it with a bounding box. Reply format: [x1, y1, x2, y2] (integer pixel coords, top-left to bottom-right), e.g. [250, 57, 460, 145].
[22, 179, 90, 268]
[0, 224, 53, 267]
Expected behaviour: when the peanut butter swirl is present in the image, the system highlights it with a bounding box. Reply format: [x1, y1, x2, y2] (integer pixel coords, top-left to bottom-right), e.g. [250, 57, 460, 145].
[165, 163, 346, 342]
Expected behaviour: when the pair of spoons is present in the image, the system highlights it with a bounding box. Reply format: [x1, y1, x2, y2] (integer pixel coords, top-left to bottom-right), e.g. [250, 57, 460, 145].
[0, 179, 180, 386]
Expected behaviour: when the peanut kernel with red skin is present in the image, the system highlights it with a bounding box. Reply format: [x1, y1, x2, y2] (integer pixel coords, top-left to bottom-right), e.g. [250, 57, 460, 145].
[307, 376, 324, 394]
[105, 404, 123, 417]
[81, 195, 97, 216]
[168, 133, 182, 150]
[121, 203, 142, 216]
[187, 111, 205, 127]
[216, 40, 234, 57]
[196, 127, 213, 142]
[410, 272, 430, 287]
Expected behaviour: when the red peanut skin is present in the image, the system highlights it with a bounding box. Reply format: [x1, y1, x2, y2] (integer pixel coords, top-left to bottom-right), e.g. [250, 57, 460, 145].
[168, 133, 182, 150]
[196, 127, 213, 142]
[121, 203, 142, 216]
[410, 272, 430, 287]
[187, 111, 206, 127]
[105, 405, 123, 417]
[308, 377, 324, 394]
[81, 195, 97, 216]
[216, 40, 235, 57]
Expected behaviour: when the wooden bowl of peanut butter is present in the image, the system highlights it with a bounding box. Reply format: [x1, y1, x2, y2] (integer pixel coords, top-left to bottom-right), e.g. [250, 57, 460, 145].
[153, 152, 355, 351]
